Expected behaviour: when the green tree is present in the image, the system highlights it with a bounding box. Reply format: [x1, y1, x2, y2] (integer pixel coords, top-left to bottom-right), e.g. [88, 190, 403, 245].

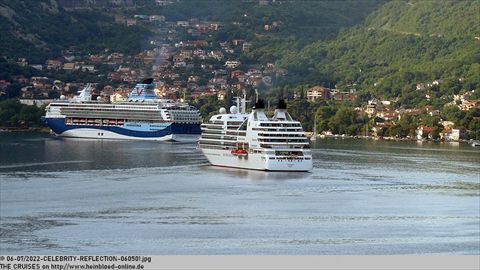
[329, 107, 356, 135]
[315, 105, 337, 132]
[287, 99, 312, 131]
[431, 126, 443, 140]
[0, 100, 44, 128]
[443, 105, 465, 124]
[5, 83, 22, 99]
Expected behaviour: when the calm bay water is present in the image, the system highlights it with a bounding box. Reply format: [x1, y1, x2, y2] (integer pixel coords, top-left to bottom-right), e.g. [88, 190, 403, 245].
[0, 132, 479, 254]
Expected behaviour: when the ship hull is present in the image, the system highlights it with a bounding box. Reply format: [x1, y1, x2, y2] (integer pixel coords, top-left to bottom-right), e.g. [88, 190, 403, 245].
[201, 148, 312, 172]
[45, 117, 201, 142]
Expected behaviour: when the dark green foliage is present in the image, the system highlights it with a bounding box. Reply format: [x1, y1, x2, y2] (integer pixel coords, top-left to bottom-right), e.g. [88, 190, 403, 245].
[0, 99, 44, 127]
[152, 0, 385, 63]
[276, 0, 480, 99]
[5, 83, 22, 99]
[329, 107, 367, 136]
[430, 126, 442, 140]
[191, 95, 223, 119]
[286, 99, 312, 130]
[443, 105, 466, 124]
[468, 118, 480, 140]
[310, 103, 367, 135]
[365, 0, 479, 38]
[315, 105, 338, 132]
[0, 58, 40, 80]
[0, 0, 150, 63]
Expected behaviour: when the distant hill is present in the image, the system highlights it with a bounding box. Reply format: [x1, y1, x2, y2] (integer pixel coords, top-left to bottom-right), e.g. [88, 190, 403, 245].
[277, 0, 480, 103]
[0, 0, 150, 63]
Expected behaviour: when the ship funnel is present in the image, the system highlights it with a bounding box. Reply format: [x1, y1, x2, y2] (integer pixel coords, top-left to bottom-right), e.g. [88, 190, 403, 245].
[249, 99, 268, 121]
[277, 99, 287, 110]
[252, 99, 265, 110]
[73, 84, 92, 102]
[142, 78, 154, 84]
[128, 78, 158, 101]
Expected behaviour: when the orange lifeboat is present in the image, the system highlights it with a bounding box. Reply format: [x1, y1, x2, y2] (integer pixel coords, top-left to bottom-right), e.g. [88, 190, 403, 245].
[231, 149, 248, 157]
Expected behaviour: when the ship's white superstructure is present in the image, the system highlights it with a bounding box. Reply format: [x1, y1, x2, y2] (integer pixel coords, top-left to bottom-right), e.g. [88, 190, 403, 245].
[199, 96, 312, 171]
[44, 79, 201, 141]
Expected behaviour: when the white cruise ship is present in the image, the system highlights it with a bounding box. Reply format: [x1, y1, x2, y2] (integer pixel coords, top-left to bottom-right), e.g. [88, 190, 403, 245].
[198, 95, 313, 171]
[44, 78, 201, 141]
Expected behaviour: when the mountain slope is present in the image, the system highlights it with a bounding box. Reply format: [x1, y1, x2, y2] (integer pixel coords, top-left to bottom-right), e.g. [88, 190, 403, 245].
[277, 0, 480, 101]
[148, 0, 386, 62]
[0, 0, 150, 63]
[365, 0, 479, 38]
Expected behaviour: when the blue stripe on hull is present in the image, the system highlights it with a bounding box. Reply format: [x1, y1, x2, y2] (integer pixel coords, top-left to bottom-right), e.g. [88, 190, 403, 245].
[45, 118, 201, 138]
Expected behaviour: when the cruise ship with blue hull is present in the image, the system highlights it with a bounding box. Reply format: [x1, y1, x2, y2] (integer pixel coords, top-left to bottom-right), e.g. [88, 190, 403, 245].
[44, 79, 202, 142]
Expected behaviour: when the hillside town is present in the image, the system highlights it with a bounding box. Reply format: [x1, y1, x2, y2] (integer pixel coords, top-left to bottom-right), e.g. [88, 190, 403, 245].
[0, 7, 478, 142]
[305, 85, 477, 141]
[1, 13, 284, 102]
[1, 12, 288, 104]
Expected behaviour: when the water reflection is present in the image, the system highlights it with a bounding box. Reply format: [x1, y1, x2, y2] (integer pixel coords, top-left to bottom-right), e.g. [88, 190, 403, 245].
[202, 165, 310, 181]
[1, 133, 207, 172]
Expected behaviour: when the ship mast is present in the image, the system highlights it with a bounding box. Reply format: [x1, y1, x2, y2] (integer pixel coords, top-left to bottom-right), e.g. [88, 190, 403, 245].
[242, 89, 247, 113]
[233, 89, 248, 114]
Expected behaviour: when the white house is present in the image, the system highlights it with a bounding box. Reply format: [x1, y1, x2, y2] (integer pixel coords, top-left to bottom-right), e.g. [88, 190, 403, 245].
[225, 60, 241, 68]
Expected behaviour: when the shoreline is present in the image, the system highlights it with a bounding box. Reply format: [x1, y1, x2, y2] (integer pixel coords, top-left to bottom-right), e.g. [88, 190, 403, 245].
[1, 128, 477, 146]
[310, 134, 477, 145]
[0, 127, 50, 133]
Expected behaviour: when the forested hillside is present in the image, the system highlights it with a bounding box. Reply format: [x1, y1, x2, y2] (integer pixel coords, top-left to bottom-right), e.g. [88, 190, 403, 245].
[1, 0, 385, 63]
[0, 0, 478, 136]
[0, 0, 150, 63]
[364, 0, 479, 37]
[127, 0, 383, 66]
[277, 0, 480, 104]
